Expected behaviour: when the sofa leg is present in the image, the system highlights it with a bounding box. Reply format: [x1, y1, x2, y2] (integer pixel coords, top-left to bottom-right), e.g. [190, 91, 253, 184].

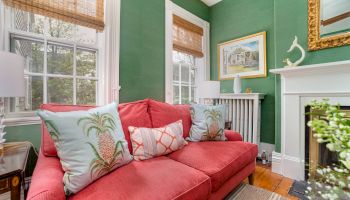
[248, 174, 254, 185]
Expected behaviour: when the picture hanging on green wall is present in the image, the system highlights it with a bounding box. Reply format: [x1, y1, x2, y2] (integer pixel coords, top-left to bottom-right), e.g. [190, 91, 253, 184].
[218, 31, 267, 80]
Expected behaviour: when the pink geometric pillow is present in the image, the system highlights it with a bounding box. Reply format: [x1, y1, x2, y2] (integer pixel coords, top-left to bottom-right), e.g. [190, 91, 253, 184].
[128, 120, 188, 161]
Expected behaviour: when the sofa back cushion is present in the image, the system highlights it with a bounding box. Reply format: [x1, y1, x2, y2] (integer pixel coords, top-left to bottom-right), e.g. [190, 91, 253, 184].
[40, 100, 152, 156]
[118, 99, 152, 153]
[148, 99, 192, 138]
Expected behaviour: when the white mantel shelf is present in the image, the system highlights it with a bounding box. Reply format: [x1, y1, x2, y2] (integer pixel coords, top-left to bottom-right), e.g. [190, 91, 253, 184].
[270, 60, 350, 77]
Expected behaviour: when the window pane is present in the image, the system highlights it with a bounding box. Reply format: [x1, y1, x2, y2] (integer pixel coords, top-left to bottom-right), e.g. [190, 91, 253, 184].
[10, 37, 44, 73]
[6, 76, 43, 112]
[173, 85, 180, 104]
[28, 76, 44, 110]
[47, 44, 73, 75]
[76, 26, 97, 45]
[48, 77, 73, 104]
[46, 18, 74, 40]
[181, 86, 190, 104]
[191, 87, 195, 103]
[14, 9, 28, 32]
[14, 9, 45, 34]
[173, 63, 179, 81]
[76, 49, 97, 77]
[191, 68, 195, 84]
[77, 79, 97, 105]
[29, 13, 45, 34]
[181, 64, 190, 83]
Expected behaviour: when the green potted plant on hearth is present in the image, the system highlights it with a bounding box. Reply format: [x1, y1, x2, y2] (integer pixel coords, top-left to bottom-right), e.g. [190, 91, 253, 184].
[306, 100, 350, 200]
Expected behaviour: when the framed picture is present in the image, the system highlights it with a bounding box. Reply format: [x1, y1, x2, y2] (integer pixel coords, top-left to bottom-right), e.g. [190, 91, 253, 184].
[218, 31, 267, 80]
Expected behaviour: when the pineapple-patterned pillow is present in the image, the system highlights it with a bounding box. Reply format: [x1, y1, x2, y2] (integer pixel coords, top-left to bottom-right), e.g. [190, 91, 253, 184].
[37, 102, 132, 195]
[187, 104, 227, 142]
[128, 120, 187, 161]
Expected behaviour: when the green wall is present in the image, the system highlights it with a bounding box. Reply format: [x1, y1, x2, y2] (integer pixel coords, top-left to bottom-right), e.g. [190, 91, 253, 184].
[273, 0, 350, 152]
[119, 0, 209, 103]
[210, 0, 276, 144]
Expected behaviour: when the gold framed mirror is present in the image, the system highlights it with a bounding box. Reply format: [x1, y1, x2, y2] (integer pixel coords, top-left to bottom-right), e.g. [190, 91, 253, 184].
[308, 0, 350, 50]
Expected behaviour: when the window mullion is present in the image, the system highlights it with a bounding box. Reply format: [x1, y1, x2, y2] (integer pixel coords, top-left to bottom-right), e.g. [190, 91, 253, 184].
[43, 37, 48, 104]
[179, 63, 182, 104]
[189, 62, 192, 102]
[73, 43, 77, 105]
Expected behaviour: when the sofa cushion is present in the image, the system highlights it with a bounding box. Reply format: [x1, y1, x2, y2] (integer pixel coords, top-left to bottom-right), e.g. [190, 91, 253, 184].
[167, 141, 258, 192]
[129, 120, 187, 161]
[118, 99, 152, 153]
[188, 104, 227, 141]
[40, 104, 95, 157]
[38, 102, 133, 194]
[148, 99, 192, 138]
[70, 157, 211, 200]
[40, 100, 152, 156]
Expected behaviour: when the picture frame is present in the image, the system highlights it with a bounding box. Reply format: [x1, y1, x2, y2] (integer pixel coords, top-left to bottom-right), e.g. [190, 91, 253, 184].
[218, 32, 267, 80]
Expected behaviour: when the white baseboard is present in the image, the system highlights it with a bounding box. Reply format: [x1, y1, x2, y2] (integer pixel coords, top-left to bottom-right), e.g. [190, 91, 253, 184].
[271, 151, 305, 180]
[271, 151, 282, 175]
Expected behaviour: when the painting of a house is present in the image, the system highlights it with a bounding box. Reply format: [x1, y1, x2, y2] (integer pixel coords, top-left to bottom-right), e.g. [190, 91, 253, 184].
[218, 32, 266, 79]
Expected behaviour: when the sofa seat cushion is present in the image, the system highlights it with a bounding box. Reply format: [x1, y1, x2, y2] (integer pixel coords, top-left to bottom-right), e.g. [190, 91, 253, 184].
[167, 141, 258, 192]
[70, 157, 211, 200]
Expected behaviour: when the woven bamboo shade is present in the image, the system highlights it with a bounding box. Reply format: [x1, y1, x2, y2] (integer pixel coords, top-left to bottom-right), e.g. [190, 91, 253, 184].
[3, 0, 104, 31]
[173, 15, 203, 57]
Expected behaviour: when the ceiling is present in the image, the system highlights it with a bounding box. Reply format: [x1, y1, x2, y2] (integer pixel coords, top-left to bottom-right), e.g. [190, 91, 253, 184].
[201, 0, 223, 7]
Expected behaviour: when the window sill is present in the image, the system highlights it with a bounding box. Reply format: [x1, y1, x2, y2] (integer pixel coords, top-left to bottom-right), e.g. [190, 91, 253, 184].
[3, 117, 41, 127]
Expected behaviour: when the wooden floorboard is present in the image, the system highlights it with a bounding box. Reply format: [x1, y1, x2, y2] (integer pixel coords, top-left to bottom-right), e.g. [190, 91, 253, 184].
[243, 162, 299, 200]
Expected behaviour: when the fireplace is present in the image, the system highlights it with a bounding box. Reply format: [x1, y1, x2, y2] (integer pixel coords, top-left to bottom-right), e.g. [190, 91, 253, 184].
[304, 106, 350, 180]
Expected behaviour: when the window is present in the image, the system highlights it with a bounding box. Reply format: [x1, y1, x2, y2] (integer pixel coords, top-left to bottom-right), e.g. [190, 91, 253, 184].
[165, 1, 210, 105]
[172, 51, 196, 104]
[4, 8, 100, 114]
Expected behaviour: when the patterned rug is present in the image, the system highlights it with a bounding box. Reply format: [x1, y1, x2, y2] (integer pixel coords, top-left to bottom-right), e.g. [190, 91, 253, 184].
[225, 184, 287, 200]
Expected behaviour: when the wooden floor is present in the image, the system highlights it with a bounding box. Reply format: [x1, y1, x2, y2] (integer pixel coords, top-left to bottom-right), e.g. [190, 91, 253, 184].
[243, 162, 299, 200]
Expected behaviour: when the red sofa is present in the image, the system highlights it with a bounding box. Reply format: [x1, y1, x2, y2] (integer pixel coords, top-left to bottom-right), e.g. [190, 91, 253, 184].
[27, 99, 258, 200]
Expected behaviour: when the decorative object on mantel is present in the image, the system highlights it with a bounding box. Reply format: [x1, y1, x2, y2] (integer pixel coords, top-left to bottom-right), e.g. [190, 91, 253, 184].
[283, 36, 306, 68]
[245, 88, 252, 93]
[0, 52, 25, 149]
[233, 75, 242, 94]
[197, 81, 220, 105]
[218, 31, 267, 79]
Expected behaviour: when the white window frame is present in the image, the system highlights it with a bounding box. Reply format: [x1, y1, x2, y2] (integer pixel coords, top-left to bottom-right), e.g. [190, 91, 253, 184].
[165, 0, 210, 104]
[1, 0, 121, 126]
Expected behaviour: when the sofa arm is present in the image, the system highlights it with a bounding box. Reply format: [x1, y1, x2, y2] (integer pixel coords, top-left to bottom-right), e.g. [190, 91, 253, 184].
[27, 151, 65, 200]
[225, 130, 243, 141]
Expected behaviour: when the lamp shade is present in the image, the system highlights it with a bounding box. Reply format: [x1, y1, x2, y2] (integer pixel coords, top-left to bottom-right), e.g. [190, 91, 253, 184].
[197, 81, 220, 99]
[0, 51, 25, 97]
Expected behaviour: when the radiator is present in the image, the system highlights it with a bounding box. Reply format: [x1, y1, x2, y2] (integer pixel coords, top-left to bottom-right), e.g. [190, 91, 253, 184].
[213, 93, 264, 146]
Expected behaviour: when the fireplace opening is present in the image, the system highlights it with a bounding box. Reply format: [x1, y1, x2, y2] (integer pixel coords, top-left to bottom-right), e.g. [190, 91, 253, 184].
[304, 106, 350, 180]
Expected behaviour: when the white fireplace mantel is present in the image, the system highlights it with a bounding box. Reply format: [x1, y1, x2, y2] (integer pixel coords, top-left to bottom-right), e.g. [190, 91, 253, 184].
[270, 60, 350, 180]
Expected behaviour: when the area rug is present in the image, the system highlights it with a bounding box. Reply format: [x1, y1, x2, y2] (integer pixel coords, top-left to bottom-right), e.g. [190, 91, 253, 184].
[225, 184, 287, 200]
